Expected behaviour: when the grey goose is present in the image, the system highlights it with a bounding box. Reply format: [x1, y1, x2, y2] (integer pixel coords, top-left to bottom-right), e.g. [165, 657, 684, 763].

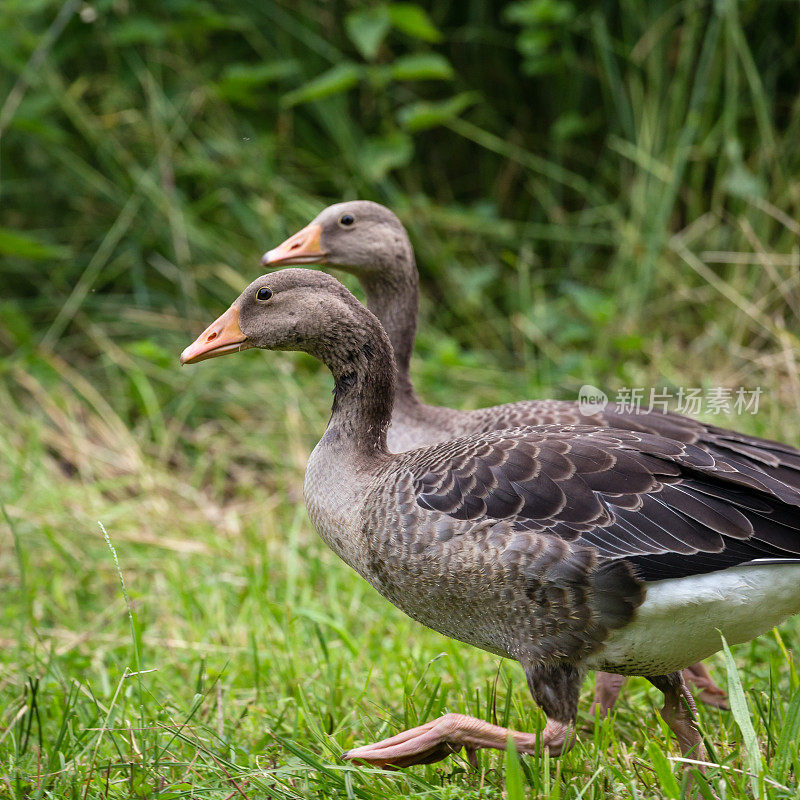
[181, 268, 800, 768]
[261, 200, 800, 711]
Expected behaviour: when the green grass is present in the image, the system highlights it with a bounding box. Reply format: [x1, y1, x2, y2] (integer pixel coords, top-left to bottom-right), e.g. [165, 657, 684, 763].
[2, 313, 800, 798]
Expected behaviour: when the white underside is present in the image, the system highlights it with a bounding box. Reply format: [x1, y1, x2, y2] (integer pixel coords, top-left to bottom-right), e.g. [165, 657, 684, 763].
[586, 562, 800, 675]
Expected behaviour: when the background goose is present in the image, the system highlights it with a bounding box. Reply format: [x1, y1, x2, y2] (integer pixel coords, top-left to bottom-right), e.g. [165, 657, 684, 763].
[181, 269, 800, 768]
[261, 200, 800, 712]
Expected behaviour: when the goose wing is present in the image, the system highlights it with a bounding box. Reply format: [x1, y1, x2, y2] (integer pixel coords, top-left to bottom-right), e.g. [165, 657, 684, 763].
[469, 400, 800, 493]
[411, 425, 800, 581]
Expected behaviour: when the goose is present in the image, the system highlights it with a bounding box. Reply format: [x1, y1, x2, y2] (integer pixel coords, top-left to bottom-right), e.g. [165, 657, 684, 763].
[181, 268, 800, 768]
[260, 201, 800, 712]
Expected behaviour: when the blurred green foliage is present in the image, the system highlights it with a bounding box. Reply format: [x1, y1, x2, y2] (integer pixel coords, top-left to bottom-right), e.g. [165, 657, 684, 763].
[1, 0, 799, 404]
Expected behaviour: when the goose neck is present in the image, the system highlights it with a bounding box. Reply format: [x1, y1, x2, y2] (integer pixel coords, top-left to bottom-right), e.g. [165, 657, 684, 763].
[317, 313, 396, 460]
[360, 263, 419, 406]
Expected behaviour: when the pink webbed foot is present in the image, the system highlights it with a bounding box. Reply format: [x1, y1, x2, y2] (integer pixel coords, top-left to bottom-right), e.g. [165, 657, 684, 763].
[342, 712, 573, 769]
[682, 662, 728, 710]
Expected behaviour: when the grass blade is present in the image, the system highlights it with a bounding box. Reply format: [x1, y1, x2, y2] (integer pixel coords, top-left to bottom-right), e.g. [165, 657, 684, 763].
[647, 740, 680, 800]
[505, 736, 524, 800]
[721, 634, 762, 795]
[774, 685, 800, 781]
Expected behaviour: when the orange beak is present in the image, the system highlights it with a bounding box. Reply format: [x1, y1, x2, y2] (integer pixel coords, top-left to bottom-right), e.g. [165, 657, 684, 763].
[261, 223, 326, 267]
[180, 306, 248, 365]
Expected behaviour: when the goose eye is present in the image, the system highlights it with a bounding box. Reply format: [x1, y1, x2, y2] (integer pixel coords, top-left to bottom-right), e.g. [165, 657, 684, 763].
[256, 286, 273, 302]
[339, 213, 355, 226]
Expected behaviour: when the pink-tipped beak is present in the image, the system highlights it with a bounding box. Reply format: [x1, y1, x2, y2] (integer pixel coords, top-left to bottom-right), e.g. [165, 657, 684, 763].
[180, 306, 248, 365]
[261, 223, 326, 267]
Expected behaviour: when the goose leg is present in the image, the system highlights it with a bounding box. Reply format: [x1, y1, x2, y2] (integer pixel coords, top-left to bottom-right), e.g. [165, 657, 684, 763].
[342, 665, 581, 769]
[524, 663, 580, 755]
[592, 663, 727, 717]
[590, 672, 627, 717]
[683, 662, 728, 709]
[647, 672, 705, 760]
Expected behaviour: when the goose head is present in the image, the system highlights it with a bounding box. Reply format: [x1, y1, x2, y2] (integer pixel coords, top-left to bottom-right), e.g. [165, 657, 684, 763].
[179, 268, 367, 365]
[261, 201, 414, 281]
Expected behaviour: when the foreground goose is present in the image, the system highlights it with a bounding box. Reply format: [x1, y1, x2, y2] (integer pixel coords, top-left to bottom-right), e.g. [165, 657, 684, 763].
[261, 201, 800, 711]
[181, 269, 800, 768]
